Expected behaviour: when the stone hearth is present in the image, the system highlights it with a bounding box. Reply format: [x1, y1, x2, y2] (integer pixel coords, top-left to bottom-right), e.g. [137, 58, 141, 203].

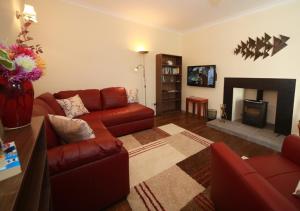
[207, 119, 285, 151]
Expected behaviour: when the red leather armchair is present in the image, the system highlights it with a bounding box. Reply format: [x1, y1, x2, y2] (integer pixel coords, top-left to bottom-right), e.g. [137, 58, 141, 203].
[33, 87, 154, 211]
[211, 135, 300, 211]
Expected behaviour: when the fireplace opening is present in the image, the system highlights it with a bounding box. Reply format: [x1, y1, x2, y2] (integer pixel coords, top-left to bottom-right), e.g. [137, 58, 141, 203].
[224, 78, 296, 135]
[243, 99, 268, 128]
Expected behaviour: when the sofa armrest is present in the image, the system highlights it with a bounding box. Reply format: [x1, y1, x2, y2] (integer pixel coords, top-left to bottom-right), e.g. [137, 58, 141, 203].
[50, 147, 129, 211]
[281, 135, 300, 165]
[211, 142, 298, 211]
[47, 136, 122, 176]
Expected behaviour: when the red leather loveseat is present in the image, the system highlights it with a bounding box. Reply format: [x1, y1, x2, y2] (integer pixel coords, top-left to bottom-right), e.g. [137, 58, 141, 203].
[211, 135, 300, 211]
[33, 87, 154, 211]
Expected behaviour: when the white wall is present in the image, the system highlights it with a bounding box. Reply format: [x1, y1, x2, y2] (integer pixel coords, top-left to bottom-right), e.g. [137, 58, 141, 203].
[232, 88, 244, 121]
[27, 0, 181, 110]
[182, 1, 300, 134]
[0, 0, 24, 44]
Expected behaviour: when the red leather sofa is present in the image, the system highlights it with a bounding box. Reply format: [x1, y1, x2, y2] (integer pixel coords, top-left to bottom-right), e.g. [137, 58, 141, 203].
[32, 87, 154, 211]
[211, 135, 300, 211]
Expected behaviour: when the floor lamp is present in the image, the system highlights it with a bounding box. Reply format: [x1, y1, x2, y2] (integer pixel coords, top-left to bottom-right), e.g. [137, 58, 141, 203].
[134, 50, 149, 106]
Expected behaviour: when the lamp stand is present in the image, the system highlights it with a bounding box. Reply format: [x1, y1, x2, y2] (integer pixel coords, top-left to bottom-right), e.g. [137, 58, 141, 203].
[142, 54, 147, 106]
[138, 50, 149, 106]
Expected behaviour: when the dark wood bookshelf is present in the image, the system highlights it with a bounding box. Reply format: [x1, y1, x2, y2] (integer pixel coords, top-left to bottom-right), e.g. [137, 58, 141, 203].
[156, 54, 182, 115]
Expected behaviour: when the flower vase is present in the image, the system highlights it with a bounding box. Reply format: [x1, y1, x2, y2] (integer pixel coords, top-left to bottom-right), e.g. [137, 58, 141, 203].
[0, 77, 34, 129]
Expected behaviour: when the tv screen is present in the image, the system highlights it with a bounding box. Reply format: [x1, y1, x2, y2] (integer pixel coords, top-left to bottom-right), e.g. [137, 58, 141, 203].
[187, 65, 216, 88]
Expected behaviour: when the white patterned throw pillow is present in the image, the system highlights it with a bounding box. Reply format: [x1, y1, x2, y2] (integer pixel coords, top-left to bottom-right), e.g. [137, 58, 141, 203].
[48, 114, 95, 143]
[56, 94, 89, 118]
[127, 89, 139, 103]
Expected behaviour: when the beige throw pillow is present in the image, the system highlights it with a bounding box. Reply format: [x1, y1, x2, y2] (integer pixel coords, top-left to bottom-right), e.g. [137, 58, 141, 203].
[127, 89, 139, 103]
[56, 94, 89, 118]
[48, 114, 95, 143]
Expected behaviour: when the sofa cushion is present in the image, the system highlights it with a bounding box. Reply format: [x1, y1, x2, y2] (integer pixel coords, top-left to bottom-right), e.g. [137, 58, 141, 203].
[57, 95, 89, 118]
[48, 115, 95, 143]
[267, 171, 300, 209]
[79, 103, 154, 127]
[211, 142, 299, 211]
[101, 87, 128, 109]
[37, 92, 65, 116]
[54, 89, 102, 111]
[246, 155, 300, 179]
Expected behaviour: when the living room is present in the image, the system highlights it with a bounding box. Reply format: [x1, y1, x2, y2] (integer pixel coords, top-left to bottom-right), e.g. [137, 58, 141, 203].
[0, 0, 300, 210]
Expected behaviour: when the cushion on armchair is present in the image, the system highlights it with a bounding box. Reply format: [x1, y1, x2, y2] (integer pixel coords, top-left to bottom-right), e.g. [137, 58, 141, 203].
[101, 87, 128, 109]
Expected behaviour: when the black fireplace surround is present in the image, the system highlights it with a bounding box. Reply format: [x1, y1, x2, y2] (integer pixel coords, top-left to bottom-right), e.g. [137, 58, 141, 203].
[223, 78, 296, 135]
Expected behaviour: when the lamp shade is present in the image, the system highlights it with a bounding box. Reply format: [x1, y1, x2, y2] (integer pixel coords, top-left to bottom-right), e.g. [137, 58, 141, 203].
[23, 4, 37, 22]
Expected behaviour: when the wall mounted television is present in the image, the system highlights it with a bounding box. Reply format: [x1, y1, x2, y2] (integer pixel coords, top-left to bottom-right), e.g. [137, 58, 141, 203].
[187, 65, 217, 88]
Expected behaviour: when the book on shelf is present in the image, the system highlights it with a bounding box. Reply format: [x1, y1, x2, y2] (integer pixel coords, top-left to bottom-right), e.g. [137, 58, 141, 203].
[162, 67, 180, 75]
[0, 141, 21, 182]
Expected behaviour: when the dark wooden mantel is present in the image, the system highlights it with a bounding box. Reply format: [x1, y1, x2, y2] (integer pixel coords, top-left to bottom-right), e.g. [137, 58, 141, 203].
[223, 78, 296, 135]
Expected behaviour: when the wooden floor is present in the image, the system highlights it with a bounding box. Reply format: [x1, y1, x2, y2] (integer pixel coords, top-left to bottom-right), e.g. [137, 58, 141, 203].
[106, 112, 275, 210]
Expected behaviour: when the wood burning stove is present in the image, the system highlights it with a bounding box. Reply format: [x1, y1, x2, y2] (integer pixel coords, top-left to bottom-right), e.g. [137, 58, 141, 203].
[243, 100, 268, 128]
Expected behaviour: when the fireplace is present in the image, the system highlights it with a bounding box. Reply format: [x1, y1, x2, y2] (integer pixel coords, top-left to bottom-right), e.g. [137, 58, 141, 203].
[223, 78, 296, 135]
[243, 100, 268, 128]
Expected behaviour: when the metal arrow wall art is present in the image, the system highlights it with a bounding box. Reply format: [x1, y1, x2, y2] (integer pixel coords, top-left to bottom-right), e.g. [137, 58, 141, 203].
[234, 33, 290, 61]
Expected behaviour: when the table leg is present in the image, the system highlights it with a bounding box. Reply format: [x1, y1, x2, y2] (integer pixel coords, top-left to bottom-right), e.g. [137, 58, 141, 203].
[204, 103, 208, 118]
[186, 99, 189, 113]
[197, 102, 201, 118]
[192, 102, 195, 115]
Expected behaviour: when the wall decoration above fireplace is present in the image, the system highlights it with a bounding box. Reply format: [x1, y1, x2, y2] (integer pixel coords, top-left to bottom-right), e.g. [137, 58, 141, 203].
[233, 33, 290, 61]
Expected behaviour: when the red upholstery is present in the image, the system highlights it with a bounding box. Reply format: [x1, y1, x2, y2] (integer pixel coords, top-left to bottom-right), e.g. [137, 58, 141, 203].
[37, 92, 65, 116]
[282, 135, 300, 165]
[101, 87, 128, 109]
[246, 155, 300, 178]
[79, 103, 154, 127]
[54, 89, 102, 111]
[267, 172, 300, 209]
[108, 118, 155, 137]
[33, 87, 154, 211]
[33, 99, 60, 148]
[50, 148, 129, 211]
[33, 98, 55, 115]
[211, 138, 300, 211]
[47, 128, 122, 176]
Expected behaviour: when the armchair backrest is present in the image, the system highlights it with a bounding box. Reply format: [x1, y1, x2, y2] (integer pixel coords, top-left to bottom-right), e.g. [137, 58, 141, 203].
[282, 135, 300, 166]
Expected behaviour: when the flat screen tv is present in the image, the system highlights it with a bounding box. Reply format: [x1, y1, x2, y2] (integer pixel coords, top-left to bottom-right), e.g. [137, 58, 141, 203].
[187, 65, 216, 88]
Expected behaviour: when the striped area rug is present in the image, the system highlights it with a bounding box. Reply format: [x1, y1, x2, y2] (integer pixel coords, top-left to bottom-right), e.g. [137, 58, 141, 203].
[119, 123, 215, 211]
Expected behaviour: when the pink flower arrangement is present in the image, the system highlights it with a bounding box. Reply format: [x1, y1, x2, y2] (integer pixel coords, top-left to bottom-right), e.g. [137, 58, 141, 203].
[0, 44, 45, 82]
[0, 14, 44, 83]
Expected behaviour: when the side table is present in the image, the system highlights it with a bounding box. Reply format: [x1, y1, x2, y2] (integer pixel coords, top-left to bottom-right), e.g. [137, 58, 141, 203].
[186, 97, 208, 118]
[0, 117, 51, 211]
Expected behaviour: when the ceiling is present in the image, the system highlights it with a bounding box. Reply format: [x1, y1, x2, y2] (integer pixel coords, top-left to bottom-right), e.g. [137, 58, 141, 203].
[64, 0, 292, 33]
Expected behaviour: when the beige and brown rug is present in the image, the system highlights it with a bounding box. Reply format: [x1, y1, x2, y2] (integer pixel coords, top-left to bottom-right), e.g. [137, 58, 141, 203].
[119, 123, 215, 211]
